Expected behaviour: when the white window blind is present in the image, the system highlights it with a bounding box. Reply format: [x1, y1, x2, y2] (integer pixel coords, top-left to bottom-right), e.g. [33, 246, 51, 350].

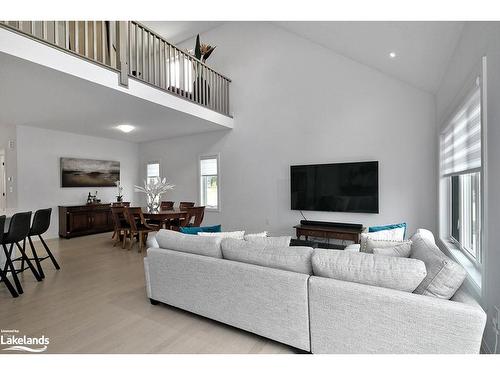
[440, 85, 481, 176]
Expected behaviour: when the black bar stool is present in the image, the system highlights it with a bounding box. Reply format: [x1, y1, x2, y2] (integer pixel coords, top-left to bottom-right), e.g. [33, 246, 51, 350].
[27, 208, 60, 279]
[1, 211, 42, 295]
[0, 215, 19, 298]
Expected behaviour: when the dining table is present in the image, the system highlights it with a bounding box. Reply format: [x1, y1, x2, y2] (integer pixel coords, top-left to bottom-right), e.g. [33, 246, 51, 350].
[141, 207, 189, 227]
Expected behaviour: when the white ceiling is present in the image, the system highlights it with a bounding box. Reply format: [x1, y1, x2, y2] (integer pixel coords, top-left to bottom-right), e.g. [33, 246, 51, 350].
[143, 21, 464, 93]
[276, 21, 465, 93]
[0, 52, 229, 143]
[141, 21, 224, 45]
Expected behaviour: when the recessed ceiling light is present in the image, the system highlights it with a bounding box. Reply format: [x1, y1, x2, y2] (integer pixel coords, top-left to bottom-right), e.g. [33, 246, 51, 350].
[389, 52, 396, 58]
[116, 124, 135, 133]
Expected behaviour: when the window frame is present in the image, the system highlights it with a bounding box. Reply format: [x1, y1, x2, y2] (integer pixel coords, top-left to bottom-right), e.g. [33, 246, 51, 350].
[198, 154, 220, 212]
[448, 170, 482, 265]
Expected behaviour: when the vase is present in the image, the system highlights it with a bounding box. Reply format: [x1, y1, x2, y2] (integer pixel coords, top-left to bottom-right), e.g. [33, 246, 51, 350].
[193, 77, 210, 105]
[146, 196, 160, 213]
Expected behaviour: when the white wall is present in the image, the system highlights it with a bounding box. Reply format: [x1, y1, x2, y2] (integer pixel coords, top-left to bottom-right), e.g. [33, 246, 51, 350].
[16, 125, 140, 238]
[436, 21, 500, 353]
[140, 22, 437, 238]
[0, 124, 18, 208]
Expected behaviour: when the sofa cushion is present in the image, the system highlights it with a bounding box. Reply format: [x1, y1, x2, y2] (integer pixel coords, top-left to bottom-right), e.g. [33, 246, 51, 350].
[198, 230, 245, 239]
[146, 231, 159, 248]
[373, 241, 412, 258]
[179, 224, 222, 235]
[155, 229, 222, 258]
[369, 222, 407, 238]
[243, 231, 268, 240]
[245, 236, 291, 248]
[410, 232, 467, 299]
[221, 238, 314, 274]
[311, 249, 427, 292]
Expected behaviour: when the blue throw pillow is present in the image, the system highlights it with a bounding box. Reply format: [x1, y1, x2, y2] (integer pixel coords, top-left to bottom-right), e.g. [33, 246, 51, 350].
[369, 223, 407, 238]
[179, 225, 222, 235]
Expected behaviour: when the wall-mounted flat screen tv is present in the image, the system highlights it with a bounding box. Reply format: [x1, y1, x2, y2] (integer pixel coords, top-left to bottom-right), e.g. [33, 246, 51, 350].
[291, 161, 379, 213]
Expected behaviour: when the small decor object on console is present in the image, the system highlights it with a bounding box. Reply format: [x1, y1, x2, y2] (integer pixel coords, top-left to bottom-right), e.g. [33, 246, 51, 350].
[115, 180, 124, 202]
[134, 177, 175, 213]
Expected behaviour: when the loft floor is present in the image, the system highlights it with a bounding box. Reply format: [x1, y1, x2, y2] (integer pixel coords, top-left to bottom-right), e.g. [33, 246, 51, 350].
[0, 233, 296, 354]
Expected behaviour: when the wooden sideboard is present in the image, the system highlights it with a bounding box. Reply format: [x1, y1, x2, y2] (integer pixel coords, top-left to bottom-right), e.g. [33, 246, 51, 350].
[294, 224, 365, 244]
[59, 204, 113, 238]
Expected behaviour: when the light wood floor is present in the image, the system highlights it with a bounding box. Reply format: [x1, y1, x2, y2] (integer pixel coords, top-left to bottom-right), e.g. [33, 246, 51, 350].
[0, 233, 298, 354]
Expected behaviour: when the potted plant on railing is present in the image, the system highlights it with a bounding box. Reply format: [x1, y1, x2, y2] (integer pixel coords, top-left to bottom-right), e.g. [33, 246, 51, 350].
[192, 34, 216, 105]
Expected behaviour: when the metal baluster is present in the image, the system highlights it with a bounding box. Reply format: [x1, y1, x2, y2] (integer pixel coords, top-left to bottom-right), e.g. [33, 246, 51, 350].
[54, 21, 59, 46]
[225, 79, 229, 115]
[128, 22, 132, 75]
[65, 21, 70, 49]
[75, 21, 79, 54]
[151, 34, 156, 85]
[194, 62, 197, 102]
[84, 21, 89, 57]
[175, 48, 179, 93]
[42, 21, 48, 41]
[218, 75, 222, 112]
[101, 21, 106, 64]
[167, 44, 171, 90]
[135, 23, 139, 78]
[147, 31, 150, 82]
[93, 21, 97, 60]
[142, 28, 146, 81]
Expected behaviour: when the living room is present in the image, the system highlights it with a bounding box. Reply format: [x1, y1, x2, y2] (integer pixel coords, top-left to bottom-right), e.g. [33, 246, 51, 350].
[1, 0, 500, 373]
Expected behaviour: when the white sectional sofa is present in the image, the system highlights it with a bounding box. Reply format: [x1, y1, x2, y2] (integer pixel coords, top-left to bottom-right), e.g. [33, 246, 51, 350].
[144, 229, 486, 354]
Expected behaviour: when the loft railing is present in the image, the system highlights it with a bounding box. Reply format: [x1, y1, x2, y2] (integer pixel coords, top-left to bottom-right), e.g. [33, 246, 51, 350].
[0, 21, 231, 116]
[128, 21, 230, 116]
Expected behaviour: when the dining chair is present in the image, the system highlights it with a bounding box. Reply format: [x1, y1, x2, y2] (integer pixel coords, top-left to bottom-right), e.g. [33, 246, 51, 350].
[111, 203, 130, 239]
[124, 207, 159, 252]
[1, 211, 42, 295]
[170, 202, 196, 229]
[180, 206, 206, 227]
[0, 215, 19, 298]
[26, 208, 60, 279]
[179, 202, 195, 210]
[111, 207, 130, 249]
[160, 201, 174, 210]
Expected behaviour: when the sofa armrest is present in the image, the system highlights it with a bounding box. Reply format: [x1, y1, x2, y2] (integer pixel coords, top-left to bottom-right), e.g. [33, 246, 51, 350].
[308, 276, 486, 354]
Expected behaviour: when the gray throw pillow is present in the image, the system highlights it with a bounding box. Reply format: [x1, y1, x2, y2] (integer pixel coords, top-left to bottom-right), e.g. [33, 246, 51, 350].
[155, 229, 222, 258]
[410, 233, 467, 299]
[311, 249, 427, 292]
[221, 238, 313, 274]
[361, 237, 411, 254]
[373, 241, 412, 258]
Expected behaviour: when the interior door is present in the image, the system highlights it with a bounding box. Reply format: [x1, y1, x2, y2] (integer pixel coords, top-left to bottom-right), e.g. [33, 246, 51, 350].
[0, 152, 6, 210]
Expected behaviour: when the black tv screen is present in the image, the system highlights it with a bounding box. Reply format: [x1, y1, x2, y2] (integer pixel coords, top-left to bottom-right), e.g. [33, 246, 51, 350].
[291, 161, 379, 213]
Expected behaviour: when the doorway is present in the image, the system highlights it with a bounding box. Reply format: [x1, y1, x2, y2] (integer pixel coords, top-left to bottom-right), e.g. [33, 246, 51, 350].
[0, 150, 6, 210]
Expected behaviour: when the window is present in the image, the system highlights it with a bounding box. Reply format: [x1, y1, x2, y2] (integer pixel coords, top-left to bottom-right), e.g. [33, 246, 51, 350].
[147, 162, 160, 184]
[199, 155, 219, 210]
[450, 173, 481, 259]
[440, 79, 483, 264]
